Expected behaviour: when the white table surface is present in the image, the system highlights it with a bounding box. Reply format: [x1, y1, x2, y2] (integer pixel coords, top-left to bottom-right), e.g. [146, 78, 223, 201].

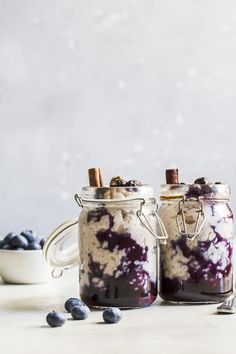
[0, 268, 235, 354]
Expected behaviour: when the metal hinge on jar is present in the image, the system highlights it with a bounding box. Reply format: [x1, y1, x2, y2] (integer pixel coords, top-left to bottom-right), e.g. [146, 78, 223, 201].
[176, 197, 206, 240]
[136, 200, 168, 245]
[75, 194, 168, 245]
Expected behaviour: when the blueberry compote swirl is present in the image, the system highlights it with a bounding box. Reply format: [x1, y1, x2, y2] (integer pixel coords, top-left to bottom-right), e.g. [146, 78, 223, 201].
[159, 199, 233, 303]
[79, 206, 157, 308]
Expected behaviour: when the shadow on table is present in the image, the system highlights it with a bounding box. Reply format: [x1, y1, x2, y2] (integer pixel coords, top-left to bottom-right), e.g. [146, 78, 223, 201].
[0, 296, 65, 312]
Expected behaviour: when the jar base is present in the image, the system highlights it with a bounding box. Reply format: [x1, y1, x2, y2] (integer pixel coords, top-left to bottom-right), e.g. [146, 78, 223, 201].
[163, 300, 223, 305]
[80, 293, 157, 309]
[160, 276, 233, 304]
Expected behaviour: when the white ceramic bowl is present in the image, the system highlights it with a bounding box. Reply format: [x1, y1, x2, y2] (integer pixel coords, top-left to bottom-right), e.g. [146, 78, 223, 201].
[0, 249, 51, 284]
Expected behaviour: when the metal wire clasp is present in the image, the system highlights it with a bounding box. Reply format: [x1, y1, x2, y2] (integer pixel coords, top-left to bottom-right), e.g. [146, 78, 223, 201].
[176, 197, 206, 240]
[74, 194, 83, 208]
[74, 194, 168, 244]
[136, 200, 168, 245]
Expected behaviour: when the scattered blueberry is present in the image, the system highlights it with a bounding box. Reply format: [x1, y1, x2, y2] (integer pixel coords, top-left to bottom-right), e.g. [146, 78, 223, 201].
[194, 177, 208, 184]
[11, 235, 28, 249]
[71, 305, 90, 320]
[46, 311, 66, 327]
[3, 232, 17, 244]
[20, 230, 38, 243]
[39, 238, 46, 248]
[126, 180, 142, 187]
[102, 308, 122, 324]
[26, 242, 41, 250]
[64, 298, 84, 313]
[215, 182, 222, 184]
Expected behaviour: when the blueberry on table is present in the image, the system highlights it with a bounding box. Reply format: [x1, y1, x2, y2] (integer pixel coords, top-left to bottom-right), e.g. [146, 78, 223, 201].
[20, 230, 37, 243]
[3, 232, 17, 244]
[39, 238, 46, 248]
[102, 308, 122, 324]
[71, 305, 90, 320]
[11, 235, 28, 248]
[26, 242, 41, 250]
[64, 298, 84, 312]
[194, 177, 208, 184]
[46, 311, 66, 327]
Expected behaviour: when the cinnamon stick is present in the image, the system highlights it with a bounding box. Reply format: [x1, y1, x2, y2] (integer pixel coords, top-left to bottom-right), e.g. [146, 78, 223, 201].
[88, 168, 104, 187]
[166, 169, 179, 184]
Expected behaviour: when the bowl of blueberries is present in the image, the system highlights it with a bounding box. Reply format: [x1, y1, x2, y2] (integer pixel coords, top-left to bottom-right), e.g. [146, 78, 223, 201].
[0, 230, 51, 284]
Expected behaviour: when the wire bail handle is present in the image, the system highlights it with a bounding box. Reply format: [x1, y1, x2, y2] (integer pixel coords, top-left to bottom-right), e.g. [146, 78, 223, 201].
[136, 199, 168, 245]
[74, 194, 168, 245]
[74, 194, 83, 208]
[176, 197, 206, 241]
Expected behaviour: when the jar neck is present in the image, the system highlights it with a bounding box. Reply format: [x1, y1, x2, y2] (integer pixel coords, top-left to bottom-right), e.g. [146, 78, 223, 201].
[80, 185, 154, 200]
[160, 183, 230, 201]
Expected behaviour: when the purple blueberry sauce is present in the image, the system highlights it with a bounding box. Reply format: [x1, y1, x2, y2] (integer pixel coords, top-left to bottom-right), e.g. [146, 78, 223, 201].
[80, 207, 157, 308]
[160, 223, 233, 302]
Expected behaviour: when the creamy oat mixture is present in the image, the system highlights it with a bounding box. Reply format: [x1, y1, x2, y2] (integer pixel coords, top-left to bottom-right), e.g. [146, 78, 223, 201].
[159, 201, 233, 282]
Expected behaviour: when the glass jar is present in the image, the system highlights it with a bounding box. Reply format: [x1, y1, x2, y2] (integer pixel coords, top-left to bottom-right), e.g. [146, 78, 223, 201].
[158, 183, 234, 303]
[44, 185, 167, 308]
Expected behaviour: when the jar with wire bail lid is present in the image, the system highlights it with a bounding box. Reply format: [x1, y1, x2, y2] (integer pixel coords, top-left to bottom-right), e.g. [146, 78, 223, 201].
[158, 170, 234, 303]
[43, 170, 167, 308]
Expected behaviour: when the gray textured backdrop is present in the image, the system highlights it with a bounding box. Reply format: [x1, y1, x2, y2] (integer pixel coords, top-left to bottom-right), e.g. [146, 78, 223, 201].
[0, 0, 235, 238]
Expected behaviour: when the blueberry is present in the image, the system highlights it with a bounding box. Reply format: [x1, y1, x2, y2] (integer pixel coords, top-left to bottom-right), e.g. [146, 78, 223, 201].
[110, 176, 127, 187]
[39, 238, 46, 248]
[194, 177, 208, 184]
[115, 180, 127, 187]
[20, 230, 38, 243]
[71, 305, 90, 320]
[215, 182, 222, 184]
[102, 308, 122, 324]
[46, 311, 66, 327]
[186, 186, 203, 198]
[201, 184, 213, 194]
[11, 235, 28, 249]
[126, 180, 142, 187]
[26, 242, 41, 250]
[64, 298, 84, 312]
[3, 232, 18, 244]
